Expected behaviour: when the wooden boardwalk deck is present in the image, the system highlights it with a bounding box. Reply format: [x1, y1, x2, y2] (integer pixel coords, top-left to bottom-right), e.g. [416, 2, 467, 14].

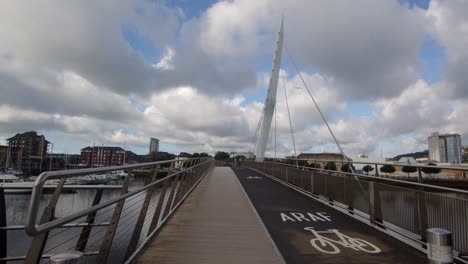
[136, 167, 283, 264]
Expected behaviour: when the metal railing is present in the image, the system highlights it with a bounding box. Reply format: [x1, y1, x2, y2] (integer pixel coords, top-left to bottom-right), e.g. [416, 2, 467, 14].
[268, 157, 468, 180]
[242, 160, 468, 262]
[1, 157, 214, 263]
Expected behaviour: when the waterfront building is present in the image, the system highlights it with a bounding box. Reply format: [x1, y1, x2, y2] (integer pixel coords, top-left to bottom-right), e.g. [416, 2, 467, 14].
[6, 131, 49, 174]
[80, 146, 126, 166]
[149, 138, 159, 153]
[146, 151, 176, 162]
[428, 133, 462, 163]
[0, 145, 7, 169]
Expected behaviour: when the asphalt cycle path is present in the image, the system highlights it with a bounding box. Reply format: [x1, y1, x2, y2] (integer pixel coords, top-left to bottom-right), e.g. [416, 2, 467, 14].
[233, 167, 427, 264]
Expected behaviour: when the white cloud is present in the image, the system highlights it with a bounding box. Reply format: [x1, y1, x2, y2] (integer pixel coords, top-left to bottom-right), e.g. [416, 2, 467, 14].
[427, 0, 468, 97]
[154, 46, 175, 70]
[1, 0, 467, 159]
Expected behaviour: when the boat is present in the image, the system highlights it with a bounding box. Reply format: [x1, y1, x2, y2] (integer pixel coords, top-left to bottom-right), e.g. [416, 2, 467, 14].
[0, 174, 34, 193]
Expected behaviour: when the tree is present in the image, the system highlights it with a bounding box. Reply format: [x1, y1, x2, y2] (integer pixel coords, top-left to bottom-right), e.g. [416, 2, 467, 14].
[192, 152, 211, 158]
[362, 165, 374, 175]
[340, 163, 355, 173]
[402, 165, 417, 177]
[324, 161, 337, 171]
[380, 165, 396, 175]
[297, 160, 308, 167]
[234, 155, 246, 160]
[308, 162, 321, 169]
[422, 163, 441, 177]
[214, 151, 230, 160]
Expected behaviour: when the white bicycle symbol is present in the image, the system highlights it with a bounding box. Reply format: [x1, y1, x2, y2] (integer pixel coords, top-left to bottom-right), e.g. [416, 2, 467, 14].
[304, 227, 381, 254]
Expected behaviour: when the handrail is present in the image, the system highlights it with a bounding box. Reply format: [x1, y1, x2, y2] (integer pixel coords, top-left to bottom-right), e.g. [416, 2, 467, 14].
[25, 157, 211, 236]
[0, 185, 123, 190]
[264, 157, 468, 171]
[261, 160, 468, 195]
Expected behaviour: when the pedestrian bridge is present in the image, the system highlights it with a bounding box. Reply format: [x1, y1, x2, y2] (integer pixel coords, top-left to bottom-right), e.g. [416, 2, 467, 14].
[1, 158, 467, 263]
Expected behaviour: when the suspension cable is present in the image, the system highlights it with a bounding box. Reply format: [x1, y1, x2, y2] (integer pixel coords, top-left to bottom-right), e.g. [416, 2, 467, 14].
[285, 45, 354, 173]
[281, 70, 299, 169]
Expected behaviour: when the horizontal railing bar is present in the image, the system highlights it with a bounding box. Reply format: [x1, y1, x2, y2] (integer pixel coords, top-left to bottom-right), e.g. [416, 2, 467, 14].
[269, 157, 468, 171]
[0, 251, 99, 261]
[25, 159, 211, 236]
[0, 222, 110, 231]
[0, 185, 123, 190]
[262, 161, 468, 195]
[33, 158, 202, 183]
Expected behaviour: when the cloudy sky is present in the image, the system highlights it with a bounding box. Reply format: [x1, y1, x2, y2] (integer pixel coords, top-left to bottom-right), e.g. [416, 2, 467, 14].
[0, 0, 467, 158]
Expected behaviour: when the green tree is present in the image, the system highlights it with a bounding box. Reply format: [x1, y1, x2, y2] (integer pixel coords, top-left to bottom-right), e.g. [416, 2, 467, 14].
[192, 152, 210, 158]
[422, 163, 441, 177]
[308, 162, 321, 169]
[340, 163, 355, 173]
[402, 165, 417, 177]
[214, 151, 230, 160]
[362, 165, 374, 175]
[380, 164, 396, 175]
[324, 161, 337, 171]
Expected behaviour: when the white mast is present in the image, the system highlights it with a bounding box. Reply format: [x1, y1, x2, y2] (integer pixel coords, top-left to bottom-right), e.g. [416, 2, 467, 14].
[255, 18, 284, 162]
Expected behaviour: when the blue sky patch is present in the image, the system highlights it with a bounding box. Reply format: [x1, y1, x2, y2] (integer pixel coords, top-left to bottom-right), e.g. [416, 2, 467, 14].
[419, 36, 446, 85]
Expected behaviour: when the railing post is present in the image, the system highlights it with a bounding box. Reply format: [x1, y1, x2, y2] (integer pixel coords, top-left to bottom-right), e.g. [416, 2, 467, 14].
[310, 171, 314, 194]
[426, 228, 453, 264]
[25, 178, 66, 264]
[416, 186, 428, 242]
[174, 166, 188, 204]
[368, 181, 382, 225]
[345, 177, 354, 215]
[162, 165, 178, 219]
[50, 251, 83, 264]
[147, 178, 169, 235]
[369, 181, 376, 224]
[0, 189, 6, 264]
[285, 166, 288, 183]
[75, 189, 103, 251]
[96, 177, 130, 263]
[125, 167, 158, 260]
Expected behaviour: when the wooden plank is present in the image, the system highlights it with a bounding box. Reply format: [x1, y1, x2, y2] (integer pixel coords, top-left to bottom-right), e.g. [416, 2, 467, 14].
[136, 167, 282, 264]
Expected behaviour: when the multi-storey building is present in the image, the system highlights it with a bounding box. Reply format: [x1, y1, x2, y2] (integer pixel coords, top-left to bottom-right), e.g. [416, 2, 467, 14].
[0, 145, 7, 169]
[80, 146, 126, 167]
[428, 133, 462, 163]
[6, 131, 49, 174]
[149, 138, 159, 153]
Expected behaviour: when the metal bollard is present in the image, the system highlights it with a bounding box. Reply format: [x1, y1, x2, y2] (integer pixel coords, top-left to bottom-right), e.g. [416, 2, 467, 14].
[50, 251, 83, 264]
[426, 228, 453, 264]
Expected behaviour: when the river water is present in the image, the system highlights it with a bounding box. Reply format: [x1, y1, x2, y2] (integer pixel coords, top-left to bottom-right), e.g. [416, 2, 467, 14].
[3, 177, 161, 263]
